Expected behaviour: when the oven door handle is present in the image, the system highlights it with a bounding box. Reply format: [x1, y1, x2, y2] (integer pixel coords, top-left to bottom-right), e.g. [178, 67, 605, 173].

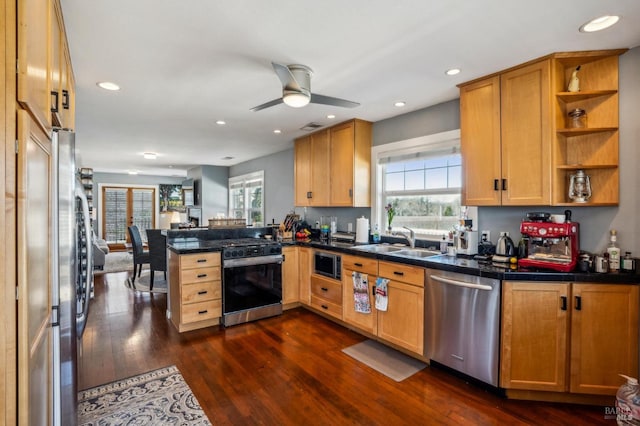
[223, 254, 283, 268]
[431, 275, 493, 291]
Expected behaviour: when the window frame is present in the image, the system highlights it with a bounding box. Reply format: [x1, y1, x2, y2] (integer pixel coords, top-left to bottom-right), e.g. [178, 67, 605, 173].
[228, 170, 265, 227]
[97, 183, 159, 242]
[371, 129, 476, 241]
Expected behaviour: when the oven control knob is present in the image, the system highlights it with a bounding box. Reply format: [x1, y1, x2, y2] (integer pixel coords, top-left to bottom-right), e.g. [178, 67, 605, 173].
[238, 249, 244, 257]
[224, 251, 230, 258]
[539, 228, 547, 236]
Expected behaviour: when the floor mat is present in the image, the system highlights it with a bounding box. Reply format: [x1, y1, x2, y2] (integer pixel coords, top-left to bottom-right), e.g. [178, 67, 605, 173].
[77, 365, 210, 425]
[342, 339, 427, 382]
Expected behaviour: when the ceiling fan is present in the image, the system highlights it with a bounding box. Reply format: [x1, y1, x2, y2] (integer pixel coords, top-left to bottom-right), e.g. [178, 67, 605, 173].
[250, 62, 360, 112]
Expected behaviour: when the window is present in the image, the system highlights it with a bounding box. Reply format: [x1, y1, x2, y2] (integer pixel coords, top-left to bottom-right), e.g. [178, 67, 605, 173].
[229, 171, 264, 227]
[373, 130, 474, 239]
[101, 186, 155, 243]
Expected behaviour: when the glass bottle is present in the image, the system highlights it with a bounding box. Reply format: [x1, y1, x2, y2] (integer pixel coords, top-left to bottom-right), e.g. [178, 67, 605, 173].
[372, 224, 380, 243]
[607, 230, 621, 271]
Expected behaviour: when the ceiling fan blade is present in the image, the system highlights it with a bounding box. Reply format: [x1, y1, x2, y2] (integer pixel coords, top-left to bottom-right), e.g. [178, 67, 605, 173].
[272, 62, 302, 91]
[250, 98, 284, 112]
[310, 93, 360, 108]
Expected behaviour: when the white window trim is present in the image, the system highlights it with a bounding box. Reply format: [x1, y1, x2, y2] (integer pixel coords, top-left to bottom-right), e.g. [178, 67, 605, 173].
[370, 129, 476, 241]
[228, 170, 265, 226]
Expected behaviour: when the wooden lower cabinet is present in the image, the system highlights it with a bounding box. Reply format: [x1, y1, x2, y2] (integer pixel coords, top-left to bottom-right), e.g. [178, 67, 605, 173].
[168, 251, 222, 332]
[298, 247, 312, 305]
[342, 255, 378, 335]
[376, 261, 425, 355]
[310, 274, 343, 319]
[282, 246, 299, 308]
[501, 281, 638, 396]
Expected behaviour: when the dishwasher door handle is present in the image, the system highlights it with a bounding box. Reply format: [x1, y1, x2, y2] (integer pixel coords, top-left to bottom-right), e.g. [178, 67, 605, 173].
[431, 275, 493, 291]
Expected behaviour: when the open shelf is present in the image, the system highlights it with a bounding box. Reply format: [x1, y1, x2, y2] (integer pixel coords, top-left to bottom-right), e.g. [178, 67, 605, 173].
[556, 164, 618, 170]
[556, 127, 618, 136]
[556, 90, 617, 102]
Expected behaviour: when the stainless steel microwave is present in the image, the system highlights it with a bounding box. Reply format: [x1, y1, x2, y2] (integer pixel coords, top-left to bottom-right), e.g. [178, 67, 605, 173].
[314, 251, 341, 280]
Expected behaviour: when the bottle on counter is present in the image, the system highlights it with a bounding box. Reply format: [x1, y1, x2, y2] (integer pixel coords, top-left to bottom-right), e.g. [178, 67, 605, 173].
[372, 224, 380, 243]
[607, 230, 621, 271]
[440, 236, 448, 254]
[622, 252, 636, 273]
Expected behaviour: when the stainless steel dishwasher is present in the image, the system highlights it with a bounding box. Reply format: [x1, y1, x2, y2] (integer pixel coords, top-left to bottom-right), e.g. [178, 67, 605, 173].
[425, 268, 501, 386]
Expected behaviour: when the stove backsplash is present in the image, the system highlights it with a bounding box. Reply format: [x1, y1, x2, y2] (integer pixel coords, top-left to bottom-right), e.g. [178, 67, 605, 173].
[166, 227, 270, 241]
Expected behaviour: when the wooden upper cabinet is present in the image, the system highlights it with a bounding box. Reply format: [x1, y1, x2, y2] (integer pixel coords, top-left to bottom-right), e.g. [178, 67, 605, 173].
[460, 76, 502, 206]
[294, 119, 372, 207]
[18, 0, 52, 133]
[500, 60, 551, 205]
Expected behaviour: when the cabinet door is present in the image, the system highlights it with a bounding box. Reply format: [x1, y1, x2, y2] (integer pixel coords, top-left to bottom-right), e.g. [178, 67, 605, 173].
[298, 248, 311, 305]
[342, 268, 377, 335]
[500, 282, 569, 391]
[570, 283, 639, 395]
[18, 0, 53, 132]
[294, 136, 312, 206]
[330, 121, 355, 206]
[309, 130, 331, 206]
[377, 281, 424, 354]
[282, 246, 299, 306]
[460, 76, 502, 206]
[500, 60, 551, 205]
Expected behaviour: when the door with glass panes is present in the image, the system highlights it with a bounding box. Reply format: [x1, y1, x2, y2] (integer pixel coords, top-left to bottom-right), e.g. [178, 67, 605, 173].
[101, 186, 155, 245]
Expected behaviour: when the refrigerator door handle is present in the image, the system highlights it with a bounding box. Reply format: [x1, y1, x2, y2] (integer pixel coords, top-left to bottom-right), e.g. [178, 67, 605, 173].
[75, 184, 93, 337]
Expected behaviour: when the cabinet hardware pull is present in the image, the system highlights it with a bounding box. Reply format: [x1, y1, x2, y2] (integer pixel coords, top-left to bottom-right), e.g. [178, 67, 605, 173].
[51, 91, 59, 113]
[575, 296, 582, 310]
[502, 179, 507, 191]
[307, 191, 312, 199]
[372, 286, 376, 296]
[494, 179, 499, 191]
[197, 259, 207, 263]
[560, 296, 567, 311]
[349, 188, 353, 197]
[393, 271, 404, 276]
[197, 274, 207, 278]
[321, 287, 328, 292]
[198, 310, 208, 314]
[321, 305, 328, 310]
[62, 90, 69, 109]
[354, 263, 363, 267]
[282, 254, 286, 262]
[198, 290, 208, 295]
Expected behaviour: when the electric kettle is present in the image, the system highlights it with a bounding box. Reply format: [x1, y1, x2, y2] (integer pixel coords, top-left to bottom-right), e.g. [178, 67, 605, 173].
[495, 232, 516, 257]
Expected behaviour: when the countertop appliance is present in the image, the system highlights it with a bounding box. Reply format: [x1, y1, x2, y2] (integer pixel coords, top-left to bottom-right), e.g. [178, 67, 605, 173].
[518, 221, 580, 272]
[493, 232, 516, 263]
[222, 239, 283, 326]
[52, 130, 93, 425]
[313, 251, 341, 280]
[425, 269, 501, 387]
[456, 230, 478, 255]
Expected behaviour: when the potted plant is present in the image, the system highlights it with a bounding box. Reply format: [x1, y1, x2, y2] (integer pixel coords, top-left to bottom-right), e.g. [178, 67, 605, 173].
[385, 203, 395, 233]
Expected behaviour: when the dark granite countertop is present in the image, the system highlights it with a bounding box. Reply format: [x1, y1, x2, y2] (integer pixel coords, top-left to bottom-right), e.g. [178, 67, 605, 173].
[167, 233, 640, 283]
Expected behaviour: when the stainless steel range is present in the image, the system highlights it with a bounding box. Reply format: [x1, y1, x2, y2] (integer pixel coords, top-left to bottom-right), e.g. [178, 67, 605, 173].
[221, 239, 283, 326]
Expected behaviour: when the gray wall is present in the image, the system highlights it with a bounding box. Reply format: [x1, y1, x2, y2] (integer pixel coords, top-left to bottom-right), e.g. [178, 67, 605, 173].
[229, 47, 639, 255]
[187, 165, 229, 221]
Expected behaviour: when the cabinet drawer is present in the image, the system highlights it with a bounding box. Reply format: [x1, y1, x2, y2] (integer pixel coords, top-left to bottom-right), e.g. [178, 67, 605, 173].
[310, 275, 342, 305]
[181, 252, 221, 269]
[342, 255, 378, 275]
[181, 299, 222, 324]
[378, 261, 424, 287]
[182, 281, 221, 304]
[181, 266, 220, 284]
[310, 295, 343, 318]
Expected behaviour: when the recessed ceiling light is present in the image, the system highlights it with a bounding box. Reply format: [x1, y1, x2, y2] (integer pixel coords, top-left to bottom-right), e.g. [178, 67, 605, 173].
[273, 129, 282, 134]
[394, 101, 406, 107]
[579, 15, 620, 32]
[97, 81, 120, 91]
[445, 68, 461, 76]
[216, 120, 226, 125]
[221, 156, 234, 160]
[327, 114, 336, 119]
[128, 170, 138, 175]
[143, 152, 157, 160]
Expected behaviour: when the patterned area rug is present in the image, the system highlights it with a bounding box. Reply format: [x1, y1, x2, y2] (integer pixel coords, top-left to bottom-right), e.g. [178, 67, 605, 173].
[124, 270, 168, 293]
[78, 365, 211, 425]
[94, 251, 140, 275]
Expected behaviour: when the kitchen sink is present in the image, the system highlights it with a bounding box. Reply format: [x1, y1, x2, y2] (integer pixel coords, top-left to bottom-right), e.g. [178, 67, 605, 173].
[391, 249, 440, 258]
[352, 244, 404, 253]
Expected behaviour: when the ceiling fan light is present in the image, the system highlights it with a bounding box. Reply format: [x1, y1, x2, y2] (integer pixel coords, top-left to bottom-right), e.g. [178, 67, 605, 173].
[283, 92, 310, 108]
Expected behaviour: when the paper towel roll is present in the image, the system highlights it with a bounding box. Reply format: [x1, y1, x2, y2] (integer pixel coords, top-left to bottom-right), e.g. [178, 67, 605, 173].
[355, 217, 370, 243]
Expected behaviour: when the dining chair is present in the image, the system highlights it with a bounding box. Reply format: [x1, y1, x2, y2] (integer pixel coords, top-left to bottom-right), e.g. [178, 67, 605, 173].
[127, 225, 150, 284]
[145, 229, 167, 290]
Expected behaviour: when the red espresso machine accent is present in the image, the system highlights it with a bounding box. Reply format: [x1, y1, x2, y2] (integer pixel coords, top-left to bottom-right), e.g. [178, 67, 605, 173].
[518, 221, 580, 272]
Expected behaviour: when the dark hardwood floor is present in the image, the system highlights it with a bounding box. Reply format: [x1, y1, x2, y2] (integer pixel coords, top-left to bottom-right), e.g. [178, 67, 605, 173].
[80, 272, 616, 425]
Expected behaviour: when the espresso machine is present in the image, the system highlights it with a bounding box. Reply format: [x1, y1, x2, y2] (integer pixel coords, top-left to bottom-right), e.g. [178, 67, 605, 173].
[518, 221, 580, 272]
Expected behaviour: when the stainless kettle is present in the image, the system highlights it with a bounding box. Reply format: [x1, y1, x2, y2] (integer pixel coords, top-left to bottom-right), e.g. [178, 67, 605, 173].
[496, 232, 516, 257]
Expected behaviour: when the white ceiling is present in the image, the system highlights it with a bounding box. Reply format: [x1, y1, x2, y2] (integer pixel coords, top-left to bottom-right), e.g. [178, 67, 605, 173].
[60, 0, 640, 177]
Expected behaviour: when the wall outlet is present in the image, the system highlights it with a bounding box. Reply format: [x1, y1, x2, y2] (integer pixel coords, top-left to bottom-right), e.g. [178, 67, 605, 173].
[481, 230, 491, 243]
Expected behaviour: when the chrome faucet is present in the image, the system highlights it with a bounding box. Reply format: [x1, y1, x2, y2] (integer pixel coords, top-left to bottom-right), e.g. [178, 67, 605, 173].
[393, 226, 416, 248]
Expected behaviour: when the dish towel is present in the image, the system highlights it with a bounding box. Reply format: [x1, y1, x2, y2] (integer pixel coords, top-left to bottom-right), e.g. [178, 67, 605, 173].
[352, 272, 371, 314]
[375, 277, 389, 311]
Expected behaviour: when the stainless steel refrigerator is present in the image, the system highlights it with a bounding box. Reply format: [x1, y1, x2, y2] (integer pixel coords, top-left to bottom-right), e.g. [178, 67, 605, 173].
[52, 130, 93, 425]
